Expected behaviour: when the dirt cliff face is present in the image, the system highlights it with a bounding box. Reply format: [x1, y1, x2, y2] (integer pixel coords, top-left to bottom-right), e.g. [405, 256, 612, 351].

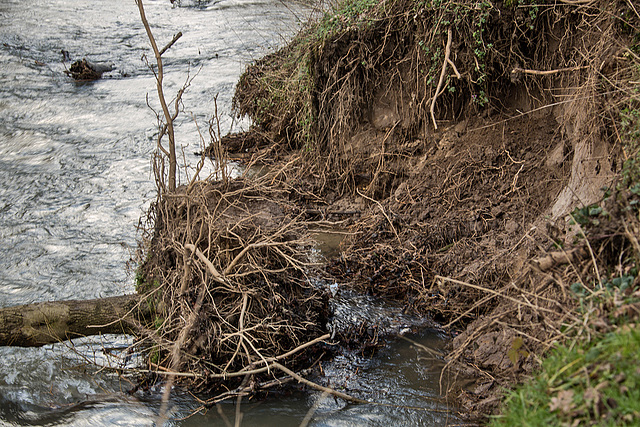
[226, 0, 639, 419]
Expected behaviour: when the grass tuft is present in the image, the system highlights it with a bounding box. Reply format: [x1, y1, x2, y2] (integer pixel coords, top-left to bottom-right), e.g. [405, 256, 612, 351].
[492, 326, 640, 426]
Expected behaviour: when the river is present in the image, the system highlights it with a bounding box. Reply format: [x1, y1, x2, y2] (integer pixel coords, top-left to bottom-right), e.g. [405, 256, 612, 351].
[0, 0, 458, 425]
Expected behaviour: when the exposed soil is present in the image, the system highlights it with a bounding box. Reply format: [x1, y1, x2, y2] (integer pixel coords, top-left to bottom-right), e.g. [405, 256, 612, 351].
[132, 0, 640, 422]
[211, 0, 640, 421]
[221, 102, 584, 419]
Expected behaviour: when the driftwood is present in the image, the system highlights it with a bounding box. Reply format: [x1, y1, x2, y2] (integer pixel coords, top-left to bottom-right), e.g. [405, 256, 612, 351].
[530, 247, 589, 272]
[0, 294, 149, 347]
[65, 59, 114, 80]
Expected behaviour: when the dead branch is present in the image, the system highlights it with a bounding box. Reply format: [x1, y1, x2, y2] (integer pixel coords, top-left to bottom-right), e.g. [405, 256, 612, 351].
[0, 295, 149, 347]
[511, 65, 589, 77]
[159, 32, 183, 56]
[272, 362, 369, 404]
[224, 241, 291, 276]
[136, 0, 178, 191]
[136, 178, 329, 396]
[558, 0, 596, 4]
[434, 275, 559, 316]
[530, 247, 588, 272]
[184, 243, 230, 287]
[356, 188, 401, 244]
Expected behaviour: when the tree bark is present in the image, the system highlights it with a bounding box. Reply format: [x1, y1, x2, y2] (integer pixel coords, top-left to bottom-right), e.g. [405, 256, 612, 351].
[0, 294, 149, 347]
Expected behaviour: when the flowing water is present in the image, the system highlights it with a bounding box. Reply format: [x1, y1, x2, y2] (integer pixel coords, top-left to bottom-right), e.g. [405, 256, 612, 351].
[0, 0, 459, 424]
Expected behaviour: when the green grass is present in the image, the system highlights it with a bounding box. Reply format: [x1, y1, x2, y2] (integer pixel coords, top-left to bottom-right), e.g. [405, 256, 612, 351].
[316, 0, 378, 39]
[492, 326, 640, 426]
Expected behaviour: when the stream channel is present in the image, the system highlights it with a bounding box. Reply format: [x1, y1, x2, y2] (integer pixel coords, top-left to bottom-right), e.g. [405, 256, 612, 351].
[0, 0, 460, 425]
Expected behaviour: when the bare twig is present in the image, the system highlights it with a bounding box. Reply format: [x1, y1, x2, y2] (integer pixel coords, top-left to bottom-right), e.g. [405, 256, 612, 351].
[158, 278, 207, 424]
[159, 32, 183, 56]
[434, 275, 559, 315]
[136, 0, 178, 191]
[272, 362, 369, 404]
[356, 188, 401, 244]
[447, 57, 461, 79]
[142, 334, 332, 379]
[511, 65, 589, 76]
[184, 243, 230, 288]
[299, 391, 330, 427]
[273, 362, 455, 413]
[569, 213, 602, 288]
[558, 0, 595, 4]
[399, 335, 443, 359]
[224, 241, 291, 276]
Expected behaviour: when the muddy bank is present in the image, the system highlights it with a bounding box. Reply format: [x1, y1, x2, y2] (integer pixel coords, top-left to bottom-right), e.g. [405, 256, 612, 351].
[219, 0, 640, 420]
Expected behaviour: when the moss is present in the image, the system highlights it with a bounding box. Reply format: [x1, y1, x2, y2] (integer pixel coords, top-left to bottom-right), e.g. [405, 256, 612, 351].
[233, 33, 317, 149]
[134, 268, 160, 294]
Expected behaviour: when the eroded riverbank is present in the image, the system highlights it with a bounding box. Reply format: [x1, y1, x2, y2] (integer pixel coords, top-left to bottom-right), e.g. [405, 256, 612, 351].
[0, 0, 460, 424]
[222, 0, 640, 421]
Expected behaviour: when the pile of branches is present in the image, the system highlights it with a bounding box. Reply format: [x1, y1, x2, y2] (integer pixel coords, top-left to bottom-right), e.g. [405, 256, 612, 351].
[135, 177, 329, 395]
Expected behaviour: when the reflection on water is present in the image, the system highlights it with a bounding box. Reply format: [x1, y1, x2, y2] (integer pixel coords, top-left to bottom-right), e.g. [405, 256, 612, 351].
[177, 328, 458, 426]
[0, 0, 459, 424]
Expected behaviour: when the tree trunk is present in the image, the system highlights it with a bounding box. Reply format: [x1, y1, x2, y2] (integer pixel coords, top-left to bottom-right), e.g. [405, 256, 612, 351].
[0, 294, 149, 347]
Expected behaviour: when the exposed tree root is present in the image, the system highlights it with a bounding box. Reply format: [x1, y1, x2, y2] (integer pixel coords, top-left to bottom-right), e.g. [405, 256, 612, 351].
[135, 177, 330, 394]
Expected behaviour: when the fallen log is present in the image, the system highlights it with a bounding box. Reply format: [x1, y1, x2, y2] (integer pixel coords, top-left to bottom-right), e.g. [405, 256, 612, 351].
[0, 294, 149, 347]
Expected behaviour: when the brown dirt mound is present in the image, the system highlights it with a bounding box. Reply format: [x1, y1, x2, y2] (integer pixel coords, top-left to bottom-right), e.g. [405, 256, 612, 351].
[327, 111, 569, 305]
[231, 0, 627, 196]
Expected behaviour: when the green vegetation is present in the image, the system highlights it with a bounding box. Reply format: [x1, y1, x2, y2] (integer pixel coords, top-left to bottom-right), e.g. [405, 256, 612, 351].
[234, 0, 540, 155]
[316, 0, 379, 39]
[233, 33, 316, 149]
[497, 198, 640, 425]
[492, 326, 640, 426]
[498, 198, 640, 424]
[134, 268, 160, 294]
[569, 204, 607, 228]
[494, 56, 640, 426]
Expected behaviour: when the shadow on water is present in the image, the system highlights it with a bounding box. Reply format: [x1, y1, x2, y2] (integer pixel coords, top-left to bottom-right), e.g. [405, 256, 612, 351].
[0, 396, 156, 427]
